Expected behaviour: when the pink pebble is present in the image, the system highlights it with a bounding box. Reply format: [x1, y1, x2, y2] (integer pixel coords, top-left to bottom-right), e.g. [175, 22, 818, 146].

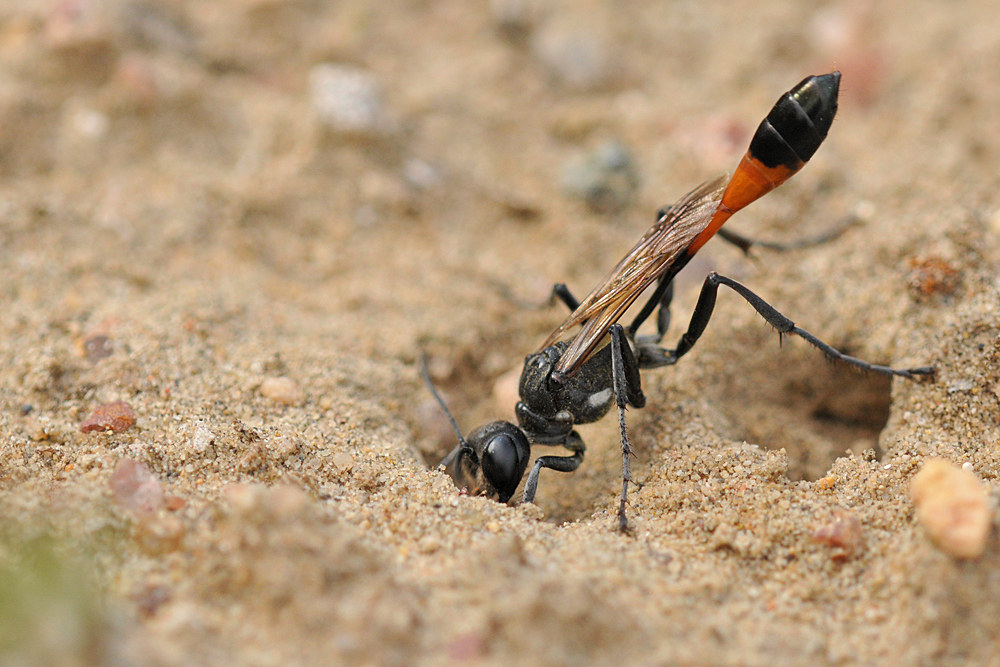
[109, 458, 163, 516]
[81, 401, 136, 433]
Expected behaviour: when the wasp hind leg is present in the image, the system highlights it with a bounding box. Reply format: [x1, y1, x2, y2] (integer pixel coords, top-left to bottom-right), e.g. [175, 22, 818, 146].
[716, 216, 856, 256]
[646, 272, 935, 378]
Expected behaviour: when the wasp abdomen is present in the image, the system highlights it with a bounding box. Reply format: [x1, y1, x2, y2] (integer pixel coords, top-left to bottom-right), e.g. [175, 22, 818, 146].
[749, 72, 841, 169]
[684, 71, 840, 256]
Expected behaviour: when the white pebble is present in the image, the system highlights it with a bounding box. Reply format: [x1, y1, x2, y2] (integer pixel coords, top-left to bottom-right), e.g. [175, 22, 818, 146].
[260, 376, 304, 406]
[69, 106, 109, 139]
[331, 451, 355, 473]
[190, 420, 214, 452]
[309, 63, 384, 134]
[947, 379, 975, 393]
[911, 458, 991, 559]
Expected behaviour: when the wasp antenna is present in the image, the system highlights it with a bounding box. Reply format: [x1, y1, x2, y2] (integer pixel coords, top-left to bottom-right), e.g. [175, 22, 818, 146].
[419, 354, 468, 466]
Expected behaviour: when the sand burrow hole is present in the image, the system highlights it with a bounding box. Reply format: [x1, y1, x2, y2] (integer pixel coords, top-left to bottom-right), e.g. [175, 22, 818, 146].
[702, 341, 894, 482]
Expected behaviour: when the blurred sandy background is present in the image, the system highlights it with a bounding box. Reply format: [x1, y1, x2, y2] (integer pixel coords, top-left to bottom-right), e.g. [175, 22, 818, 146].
[1, 0, 1000, 665]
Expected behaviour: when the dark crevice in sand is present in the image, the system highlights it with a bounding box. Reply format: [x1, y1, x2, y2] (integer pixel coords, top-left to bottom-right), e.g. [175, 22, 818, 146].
[709, 349, 893, 481]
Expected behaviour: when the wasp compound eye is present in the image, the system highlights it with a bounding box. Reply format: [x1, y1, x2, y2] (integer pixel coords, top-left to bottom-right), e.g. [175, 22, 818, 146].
[476, 425, 531, 503]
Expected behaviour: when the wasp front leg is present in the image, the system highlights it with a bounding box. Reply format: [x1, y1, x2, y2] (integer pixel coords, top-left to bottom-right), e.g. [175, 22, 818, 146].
[521, 430, 585, 503]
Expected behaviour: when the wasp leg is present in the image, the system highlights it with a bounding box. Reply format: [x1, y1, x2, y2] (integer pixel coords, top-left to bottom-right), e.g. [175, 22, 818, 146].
[630, 278, 674, 349]
[628, 251, 692, 339]
[644, 272, 935, 378]
[717, 217, 855, 256]
[633, 277, 680, 368]
[653, 279, 675, 342]
[521, 430, 585, 503]
[551, 283, 581, 312]
[609, 323, 646, 532]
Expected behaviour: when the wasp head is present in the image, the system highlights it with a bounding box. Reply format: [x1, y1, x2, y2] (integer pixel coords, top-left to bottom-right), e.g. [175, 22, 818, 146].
[462, 421, 531, 503]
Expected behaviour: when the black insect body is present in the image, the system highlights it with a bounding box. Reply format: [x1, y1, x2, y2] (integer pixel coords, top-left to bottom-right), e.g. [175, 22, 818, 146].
[426, 72, 933, 531]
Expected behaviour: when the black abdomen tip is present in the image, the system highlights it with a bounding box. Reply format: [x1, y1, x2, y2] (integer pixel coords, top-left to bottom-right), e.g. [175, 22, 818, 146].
[748, 71, 841, 169]
[793, 71, 841, 140]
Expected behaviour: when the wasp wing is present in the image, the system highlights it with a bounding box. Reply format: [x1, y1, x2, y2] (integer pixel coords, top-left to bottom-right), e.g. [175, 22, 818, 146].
[541, 176, 727, 378]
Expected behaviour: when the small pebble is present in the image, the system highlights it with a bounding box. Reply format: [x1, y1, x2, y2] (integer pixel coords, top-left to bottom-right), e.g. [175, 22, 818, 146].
[109, 458, 164, 516]
[911, 458, 991, 559]
[81, 333, 113, 361]
[331, 451, 355, 473]
[447, 632, 487, 661]
[309, 63, 385, 135]
[812, 508, 862, 558]
[403, 158, 442, 191]
[418, 535, 440, 554]
[67, 106, 109, 141]
[907, 255, 962, 300]
[80, 401, 136, 433]
[135, 584, 171, 618]
[112, 54, 160, 110]
[164, 495, 186, 511]
[814, 475, 839, 491]
[190, 421, 215, 452]
[532, 23, 608, 90]
[259, 376, 303, 406]
[491, 0, 539, 38]
[561, 142, 639, 213]
[946, 379, 975, 393]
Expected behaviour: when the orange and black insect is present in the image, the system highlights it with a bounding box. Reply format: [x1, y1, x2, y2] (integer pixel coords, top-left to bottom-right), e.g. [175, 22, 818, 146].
[424, 72, 933, 531]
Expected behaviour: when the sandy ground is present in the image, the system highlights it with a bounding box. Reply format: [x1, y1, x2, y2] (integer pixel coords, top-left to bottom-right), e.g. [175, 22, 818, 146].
[2, 0, 1000, 665]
